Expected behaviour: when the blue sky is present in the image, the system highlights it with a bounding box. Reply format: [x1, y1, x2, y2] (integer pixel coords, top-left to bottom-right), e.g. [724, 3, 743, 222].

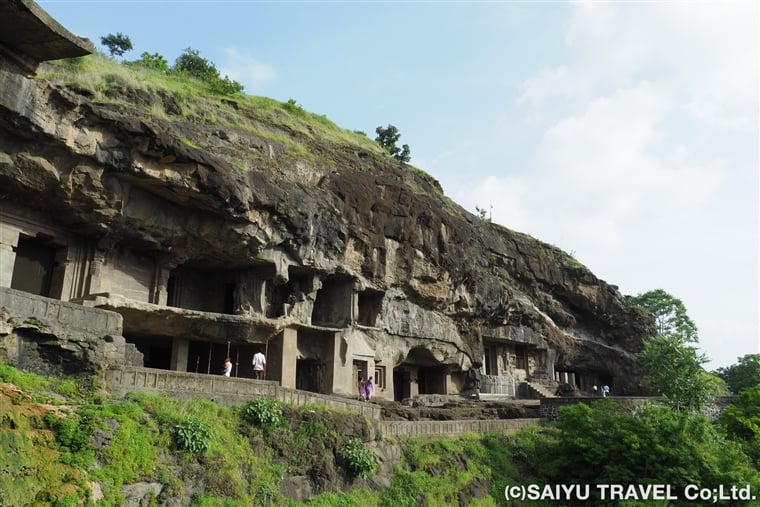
[41, 0, 758, 370]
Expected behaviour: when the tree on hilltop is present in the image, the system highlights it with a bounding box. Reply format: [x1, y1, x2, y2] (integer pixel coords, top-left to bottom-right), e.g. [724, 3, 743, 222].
[100, 32, 133, 58]
[375, 124, 411, 163]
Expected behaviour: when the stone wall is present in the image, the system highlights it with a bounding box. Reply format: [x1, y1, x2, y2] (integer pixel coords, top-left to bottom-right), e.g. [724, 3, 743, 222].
[0, 286, 122, 336]
[106, 366, 383, 421]
[377, 418, 541, 439]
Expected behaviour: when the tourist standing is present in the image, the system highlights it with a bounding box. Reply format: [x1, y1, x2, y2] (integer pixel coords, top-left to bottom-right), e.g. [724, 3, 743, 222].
[252, 349, 266, 380]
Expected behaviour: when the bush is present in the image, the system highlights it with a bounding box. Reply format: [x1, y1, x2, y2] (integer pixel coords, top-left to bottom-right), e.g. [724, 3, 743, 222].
[172, 47, 243, 96]
[338, 438, 377, 478]
[174, 418, 213, 454]
[131, 52, 169, 72]
[242, 397, 284, 428]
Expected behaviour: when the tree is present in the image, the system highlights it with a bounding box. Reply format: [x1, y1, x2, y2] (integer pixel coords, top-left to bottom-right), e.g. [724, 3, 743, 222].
[172, 48, 243, 95]
[637, 333, 720, 411]
[629, 288, 698, 341]
[715, 354, 760, 394]
[375, 124, 411, 162]
[632, 289, 718, 411]
[100, 32, 133, 58]
[719, 384, 760, 463]
[513, 402, 760, 505]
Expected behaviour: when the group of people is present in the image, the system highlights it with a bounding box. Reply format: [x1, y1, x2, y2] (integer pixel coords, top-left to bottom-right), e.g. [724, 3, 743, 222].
[592, 384, 611, 397]
[221, 349, 267, 379]
[358, 376, 374, 401]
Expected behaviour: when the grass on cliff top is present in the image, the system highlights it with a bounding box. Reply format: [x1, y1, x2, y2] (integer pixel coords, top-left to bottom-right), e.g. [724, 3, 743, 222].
[40, 54, 384, 160]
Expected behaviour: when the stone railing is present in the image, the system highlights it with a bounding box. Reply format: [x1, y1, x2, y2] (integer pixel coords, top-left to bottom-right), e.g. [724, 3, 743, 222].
[105, 366, 382, 421]
[377, 418, 541, 439]
[0, 287, 122, 337]
[481, 374, 516, 396]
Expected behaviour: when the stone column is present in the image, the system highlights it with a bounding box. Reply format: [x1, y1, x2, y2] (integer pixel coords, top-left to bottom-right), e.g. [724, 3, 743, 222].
[151, 260, 174, 306]
[170, 337, 189, 372]
[0, 226, 20, 288]
[87, 250, 107, 295]
[280, 327, 297, 389]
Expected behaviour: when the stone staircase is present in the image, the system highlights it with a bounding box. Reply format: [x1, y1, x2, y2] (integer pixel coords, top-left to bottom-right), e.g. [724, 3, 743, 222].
[520, 381, 557, 399]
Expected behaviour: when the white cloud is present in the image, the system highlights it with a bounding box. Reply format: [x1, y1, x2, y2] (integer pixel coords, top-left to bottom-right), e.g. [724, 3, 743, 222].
[219, 48, 277, 93]
[455, 1, 758, 369]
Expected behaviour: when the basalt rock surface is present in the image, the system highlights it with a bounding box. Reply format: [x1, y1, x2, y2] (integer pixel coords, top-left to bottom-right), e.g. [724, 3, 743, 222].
[0, 55, 655, 393]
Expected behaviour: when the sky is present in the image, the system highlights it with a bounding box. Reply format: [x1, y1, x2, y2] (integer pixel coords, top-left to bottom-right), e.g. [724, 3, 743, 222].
[40, 0, 758, 370]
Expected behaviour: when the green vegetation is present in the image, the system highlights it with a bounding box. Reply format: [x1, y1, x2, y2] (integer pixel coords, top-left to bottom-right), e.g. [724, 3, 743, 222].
[632, 289, 720, 411]
[172, 47, 244, 95]
[2, 363, 760, 505]
[242, 397, 284, 429]
[40, 53, 386, 171]
[174, 418, 214, 454]
[630, 288, 697, 340]
[512, 400, 760, 506]
[100, 33, 133, 58]
[338, 438, 377, 478]
[375, 124, 411, 162]
[715, 354, 760, 394]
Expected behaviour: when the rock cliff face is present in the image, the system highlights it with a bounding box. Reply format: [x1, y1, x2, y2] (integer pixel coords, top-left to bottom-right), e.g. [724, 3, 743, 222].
[0, 14, 654, 396]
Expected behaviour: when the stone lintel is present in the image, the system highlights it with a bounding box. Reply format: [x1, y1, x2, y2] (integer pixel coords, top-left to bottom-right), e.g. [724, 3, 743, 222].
[0, 0, 94, 74]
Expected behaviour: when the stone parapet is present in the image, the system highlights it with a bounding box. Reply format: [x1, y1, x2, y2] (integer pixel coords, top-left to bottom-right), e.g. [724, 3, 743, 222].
[105, 366, 382, 421]
[377, 418, 541, 439]
[0, 286, 122, 337]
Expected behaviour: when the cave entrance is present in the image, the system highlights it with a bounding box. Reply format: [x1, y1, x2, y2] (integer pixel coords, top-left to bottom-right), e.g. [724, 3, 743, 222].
[11, 235, 60, 298]
[357, 290, 383, 327]
[296, 358, 324, 394]
[126, 335, 173, 370]
[353, 359, 368, 392]
[167, 266, 237, 314]
[418, 366, 447, 395]
[311, 276, 353, 328]
[393, 347, 448, 401]
[265, 270, 313, 318]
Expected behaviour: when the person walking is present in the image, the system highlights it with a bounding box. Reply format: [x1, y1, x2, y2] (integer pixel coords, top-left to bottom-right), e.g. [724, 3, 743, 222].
[222, 357, 232, 377]
[252, 349, 266, 380]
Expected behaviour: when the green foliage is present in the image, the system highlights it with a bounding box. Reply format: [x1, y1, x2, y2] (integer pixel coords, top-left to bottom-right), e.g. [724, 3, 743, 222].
[630, 288, 698, 341]
[512, 401, 760, 506]
[172, 47, 244, 96]
[475, 205, 491, 222]
[720, 384, 760, 463]
[379, 435, 503, 507]
[242, 397, 284, 428]
[283, 98, 305, 114]
[174, 418, 214, 454]
[306, 488, 380, 506]
[375, 124, 411, 162]
[100, 32, 133, 58]
[632, 289, 715, 411]
[637, 333, 719, 411]
[131, 52, 169, 72]
[715, 354, 760, 394]
[0, 363, 50, 393]
[338, 438, 377, 478]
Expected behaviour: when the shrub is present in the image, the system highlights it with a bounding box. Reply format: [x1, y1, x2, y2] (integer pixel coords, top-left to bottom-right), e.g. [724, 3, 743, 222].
[338, 438, 377, 478]
[131, 52, 169, 72]
[174, 418, 213, 454]
[242, 397, 284, 428]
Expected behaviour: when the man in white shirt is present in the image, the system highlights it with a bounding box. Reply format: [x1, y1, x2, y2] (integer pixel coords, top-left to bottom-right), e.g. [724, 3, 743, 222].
[252, 349, 266, 380]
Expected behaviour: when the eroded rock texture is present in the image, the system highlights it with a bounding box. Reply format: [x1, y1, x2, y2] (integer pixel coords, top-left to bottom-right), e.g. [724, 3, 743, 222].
[0, 50, 654, 396]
